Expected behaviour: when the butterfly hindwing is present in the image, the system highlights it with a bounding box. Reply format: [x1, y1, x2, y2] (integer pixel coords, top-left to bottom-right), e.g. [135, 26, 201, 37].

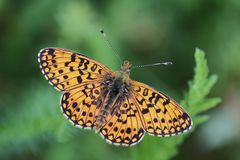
[38, 48, 111, 91]
[61, 81, 104, 129]
[99, 97, 145, 146]
[130, 80, 192, 136]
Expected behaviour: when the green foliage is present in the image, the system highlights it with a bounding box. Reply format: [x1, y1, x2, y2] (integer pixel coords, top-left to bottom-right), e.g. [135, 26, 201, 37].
[0, 49, 220, 160]
[130, 49, 221, 160]
[0, 83, 62, 157]
[183, 49, 221, 119]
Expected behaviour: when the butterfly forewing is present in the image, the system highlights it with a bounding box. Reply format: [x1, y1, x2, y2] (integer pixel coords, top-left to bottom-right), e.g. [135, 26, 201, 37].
[38, 48, 111, 91]
[130, 80, 192, 136]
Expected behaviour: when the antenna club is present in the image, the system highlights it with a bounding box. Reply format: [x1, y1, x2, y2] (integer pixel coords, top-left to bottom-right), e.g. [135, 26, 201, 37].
[100, 29, 106, 37]
[161, 62, 173, 65]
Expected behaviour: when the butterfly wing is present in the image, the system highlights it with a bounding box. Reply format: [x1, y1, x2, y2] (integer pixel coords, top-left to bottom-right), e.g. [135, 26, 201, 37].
[38, 48, 111, 91]
[130, 80, 192, 137]
[61, 81, 104, 129]
[99, 97, 145, 146]
[38, 48, 112, 128]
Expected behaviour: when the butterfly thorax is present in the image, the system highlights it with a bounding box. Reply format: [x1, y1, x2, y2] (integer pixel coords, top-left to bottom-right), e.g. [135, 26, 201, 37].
[95, 61, 131, 130]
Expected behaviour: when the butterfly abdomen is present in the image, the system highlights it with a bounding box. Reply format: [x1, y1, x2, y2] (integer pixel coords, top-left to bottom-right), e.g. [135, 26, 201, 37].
[95, 77, 124, 130]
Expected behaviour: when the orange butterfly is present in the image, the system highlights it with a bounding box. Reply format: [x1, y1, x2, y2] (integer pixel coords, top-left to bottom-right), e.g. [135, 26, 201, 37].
[38, 47, 192, 146]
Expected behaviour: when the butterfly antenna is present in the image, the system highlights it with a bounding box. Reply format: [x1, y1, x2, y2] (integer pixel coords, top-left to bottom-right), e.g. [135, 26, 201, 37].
[131, 62, 173, 70]
[100, 29, 122, 64]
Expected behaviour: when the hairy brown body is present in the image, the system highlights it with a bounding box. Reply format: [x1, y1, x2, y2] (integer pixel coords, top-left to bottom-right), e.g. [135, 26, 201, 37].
[95, 61, 131, 130]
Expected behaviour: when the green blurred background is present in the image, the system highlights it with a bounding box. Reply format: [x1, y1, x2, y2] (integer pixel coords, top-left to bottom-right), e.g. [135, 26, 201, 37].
[0, 0, 240, 160]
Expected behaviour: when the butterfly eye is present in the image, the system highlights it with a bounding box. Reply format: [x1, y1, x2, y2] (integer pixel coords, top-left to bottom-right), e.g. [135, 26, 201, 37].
[103, 78, 114, 86]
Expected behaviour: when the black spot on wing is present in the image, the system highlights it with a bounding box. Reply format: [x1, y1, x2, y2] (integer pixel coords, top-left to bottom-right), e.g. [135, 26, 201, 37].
[77, 76, 82, 83]
[142, 108, 149, 114]
[48, 48, 54, 55]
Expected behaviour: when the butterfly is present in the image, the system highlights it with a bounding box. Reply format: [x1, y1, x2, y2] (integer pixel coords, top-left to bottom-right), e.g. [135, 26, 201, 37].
[38, 47, 192, 146]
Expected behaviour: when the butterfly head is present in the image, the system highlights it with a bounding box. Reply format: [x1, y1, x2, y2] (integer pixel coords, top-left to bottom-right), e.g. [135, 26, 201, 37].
[115, 60, 131, 82]
[120, 60, 131, 74]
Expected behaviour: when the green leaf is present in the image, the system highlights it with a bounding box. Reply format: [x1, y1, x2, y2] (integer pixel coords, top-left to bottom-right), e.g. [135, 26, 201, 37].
[193, 115, 209, 126]
[188, 97, 221, 114]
